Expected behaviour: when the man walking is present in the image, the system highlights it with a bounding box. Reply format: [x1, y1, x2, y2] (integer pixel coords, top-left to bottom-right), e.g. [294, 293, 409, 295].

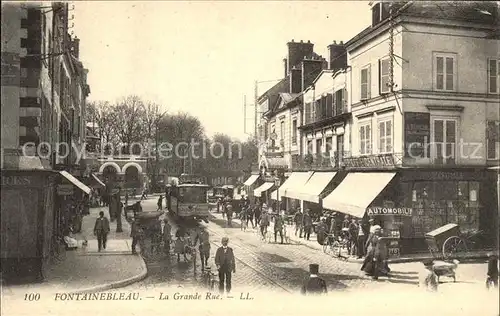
[348, 218, 359, 256]
[301, 263, 327, 295]
[215, 237, 236, 295]
[157, 195, 163, 211]
[302, 209, 313, 241]
[93, 211, 110, 252]
[197, 229, 211, 271]
[226, 204, 234, 227]
[274, 212, 284, 244]
[294, 210, 303, 238]
[356, 219, 366, 259]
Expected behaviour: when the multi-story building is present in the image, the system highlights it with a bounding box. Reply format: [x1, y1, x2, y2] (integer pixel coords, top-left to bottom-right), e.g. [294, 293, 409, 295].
[251, 40, 326, 207]
[321, 1, 499, 254]
[1, 2, 91, 282]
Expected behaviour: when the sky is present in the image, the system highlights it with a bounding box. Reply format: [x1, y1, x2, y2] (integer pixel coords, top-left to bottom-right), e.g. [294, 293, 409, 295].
[73, 1, 372, 141]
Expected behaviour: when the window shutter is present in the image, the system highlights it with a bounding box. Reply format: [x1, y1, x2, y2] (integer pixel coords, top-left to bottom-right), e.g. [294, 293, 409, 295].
[367, 65, 371, 99]
[378, 60, 382, 95]
[326, 93, 333, 117]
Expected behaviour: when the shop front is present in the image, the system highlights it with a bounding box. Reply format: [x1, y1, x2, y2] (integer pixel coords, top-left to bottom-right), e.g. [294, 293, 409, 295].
[243, 174, 260, 204]
[254, 181, 275, 207]
[322, 168, 498, 256]
[279, 171, 313, 213]
[1, 170, 58, 283]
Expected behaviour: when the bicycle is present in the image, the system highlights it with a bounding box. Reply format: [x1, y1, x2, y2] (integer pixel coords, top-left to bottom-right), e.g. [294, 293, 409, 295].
[201, 267, 218, 290]
[323, 234, 349, 260]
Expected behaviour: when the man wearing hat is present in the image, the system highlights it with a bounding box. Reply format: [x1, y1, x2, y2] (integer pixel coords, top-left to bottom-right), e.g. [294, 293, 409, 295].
[215, 237, 236, 294]
[301, 264, 327, 295]
[163, 219, 172, 254]
[302, 209, 313, 241]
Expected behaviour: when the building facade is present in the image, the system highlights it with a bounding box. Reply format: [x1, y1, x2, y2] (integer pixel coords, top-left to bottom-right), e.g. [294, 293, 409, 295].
[337, 1, 499, 253]
[1, 2, 91, 282]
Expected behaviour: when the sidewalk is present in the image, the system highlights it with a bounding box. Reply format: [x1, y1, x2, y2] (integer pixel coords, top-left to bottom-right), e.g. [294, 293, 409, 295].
[210, 212, 494, 264]
[2, 206, 147, 299]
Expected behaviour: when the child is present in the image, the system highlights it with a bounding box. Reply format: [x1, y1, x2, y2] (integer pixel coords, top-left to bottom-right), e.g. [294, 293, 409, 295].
[486, 253, 499, 289]
[420, 260, 438, 292]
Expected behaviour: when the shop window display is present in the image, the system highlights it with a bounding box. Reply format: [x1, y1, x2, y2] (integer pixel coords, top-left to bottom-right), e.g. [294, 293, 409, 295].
[404, 181, 480, 237]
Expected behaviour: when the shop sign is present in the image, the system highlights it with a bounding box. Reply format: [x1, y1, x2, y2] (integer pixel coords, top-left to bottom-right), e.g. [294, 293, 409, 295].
[367, 207, 413, 216]
[404, 112, 430, 158]
[1, 175, 31, 186]
[343, 154, 396, 168]
[57, 184, 74, 195]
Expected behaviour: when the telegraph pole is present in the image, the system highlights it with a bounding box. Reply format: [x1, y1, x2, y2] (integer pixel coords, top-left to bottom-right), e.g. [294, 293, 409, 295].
[254, 80, 258, 140]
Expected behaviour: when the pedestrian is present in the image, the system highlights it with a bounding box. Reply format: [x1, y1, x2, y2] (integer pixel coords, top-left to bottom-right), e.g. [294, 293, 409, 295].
[356, 219, 366, 258]
[302, 209, 313, 241]
[294, 210, 303, 238]
[93, 211, 110, 252]
[316, 217, 327, 245]
[240, 207, 248, 231]
[419, 260, 438, 292]
[157, 195, 163, 211]
[163, 219, 172, 254]
[348, 218, 359, 256]
[246, 205, 255, 229]
[125, 193, 129, 206]
[130, 218, 143, 254]
[215, 237, 236, 295]
[300, 263, 327, 295]
[197, 229, 211, 271]
[486, 253, 499, 289]
[328, 212, 337, 236]
[141, 188, 147, 200]
[342, 215, 350, 229]
[259, 210, 270, 240]
[254, 204, 262, 226]
[274, 212, 284, 244]
[226, 204, 234, 227]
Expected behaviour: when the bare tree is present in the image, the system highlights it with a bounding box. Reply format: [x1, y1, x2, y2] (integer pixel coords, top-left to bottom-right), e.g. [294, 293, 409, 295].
[86, 100, 118, 154]
[111, 95, 147, 154]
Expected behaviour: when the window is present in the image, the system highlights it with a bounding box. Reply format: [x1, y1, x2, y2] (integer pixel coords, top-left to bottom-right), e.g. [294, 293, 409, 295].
[488, 58, 499, 94]
[360, 66, 371, 100]
[336, 135, 344, 167]
[325, 137, 333, 154]
[292, 119, 297, 145]
[334, 89, 344, 115]
[379, 58, 390, 94]
[434, 53, 456, 91]
[487, 120, 500, 160]
[280, 121, 285, 140]
[378, 119, 393, 154]
[326, 94, 333, 118]
[307, 140, 312, 154]
[316, 139, 323, 155]
[432, 118, 457, 165]
[359, 123, 372, 155]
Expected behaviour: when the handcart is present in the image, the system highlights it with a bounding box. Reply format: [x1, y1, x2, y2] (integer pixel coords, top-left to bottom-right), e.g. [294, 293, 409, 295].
[425, 223, 466, 260]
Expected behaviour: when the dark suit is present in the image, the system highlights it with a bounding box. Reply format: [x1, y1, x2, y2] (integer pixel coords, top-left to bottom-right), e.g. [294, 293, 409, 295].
[301, 276, 327, 295]
[94, 217, 110, 251]
[214, 246, 236, 293]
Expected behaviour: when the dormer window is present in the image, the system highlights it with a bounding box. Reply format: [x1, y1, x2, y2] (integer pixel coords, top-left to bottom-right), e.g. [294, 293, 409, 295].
[371, 2, 391, 26]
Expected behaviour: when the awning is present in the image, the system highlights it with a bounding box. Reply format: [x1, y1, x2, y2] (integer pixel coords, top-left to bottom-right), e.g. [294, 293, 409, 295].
[91, 174, 106, 187]
[60, 171, 91, 195]
[322, 172, 396, 218]
[280, 172, 314, 199]
[292, 172, 336, 203]
[244, 175, 259, 186]
[254, 182, 274, 197]
[270, 190, 279, 200]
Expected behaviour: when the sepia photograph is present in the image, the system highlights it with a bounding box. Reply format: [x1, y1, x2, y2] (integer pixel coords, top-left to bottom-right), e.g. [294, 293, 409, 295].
[1, 1, 499, 315]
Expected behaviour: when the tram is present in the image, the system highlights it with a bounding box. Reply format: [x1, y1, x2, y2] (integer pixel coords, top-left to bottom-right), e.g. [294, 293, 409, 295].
[168, 174, 210, 223]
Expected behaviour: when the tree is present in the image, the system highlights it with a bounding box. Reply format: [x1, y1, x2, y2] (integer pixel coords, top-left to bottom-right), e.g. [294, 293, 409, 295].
[86, 101, 118, 154]
[111, 95, 147, 155]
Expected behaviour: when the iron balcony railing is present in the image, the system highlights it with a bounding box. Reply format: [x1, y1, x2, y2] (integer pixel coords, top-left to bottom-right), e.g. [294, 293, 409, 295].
[303, 105, 349, 125]
[291, 151, 351, 171]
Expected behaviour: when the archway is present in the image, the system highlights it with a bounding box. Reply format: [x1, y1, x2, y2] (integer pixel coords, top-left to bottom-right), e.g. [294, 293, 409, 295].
[124, 165, 140, 189]
[102, 165, 118, 183]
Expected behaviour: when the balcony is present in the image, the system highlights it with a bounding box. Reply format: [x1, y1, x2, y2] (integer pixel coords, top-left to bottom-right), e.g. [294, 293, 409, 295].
[291, 151, 351, 171]
[301, 104, 350, 130]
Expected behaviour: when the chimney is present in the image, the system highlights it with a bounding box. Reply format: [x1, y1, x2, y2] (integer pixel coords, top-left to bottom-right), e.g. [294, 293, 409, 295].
[287, 40, 314, 73]
[283, 58, 288, 77]
[71, 37, 80, 59]
[327, 41, 347, 73]
[290, 67, 302, 94]
[301, 58, 325, 92]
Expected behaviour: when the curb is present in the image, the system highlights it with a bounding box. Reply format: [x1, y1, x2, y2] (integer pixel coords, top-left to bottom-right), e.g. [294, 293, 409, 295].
[67, 255, 148, 294]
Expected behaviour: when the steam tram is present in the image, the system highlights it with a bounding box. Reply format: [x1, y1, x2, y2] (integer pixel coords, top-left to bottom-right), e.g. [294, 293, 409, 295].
[167, 174, 210, 223]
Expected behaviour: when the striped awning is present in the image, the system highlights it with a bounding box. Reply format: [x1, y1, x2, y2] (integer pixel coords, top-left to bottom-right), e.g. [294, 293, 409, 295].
[254, 182, 274, 197]
[60, 171, 91, 195]
[244, 175, 259, 186]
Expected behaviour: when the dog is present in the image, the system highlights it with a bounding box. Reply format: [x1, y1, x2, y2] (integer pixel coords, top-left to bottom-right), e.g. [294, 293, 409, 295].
[432, 259, 460, 283]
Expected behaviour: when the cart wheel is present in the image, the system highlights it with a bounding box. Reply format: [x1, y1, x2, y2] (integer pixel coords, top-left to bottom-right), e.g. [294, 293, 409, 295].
[442, 236, 468, 259]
